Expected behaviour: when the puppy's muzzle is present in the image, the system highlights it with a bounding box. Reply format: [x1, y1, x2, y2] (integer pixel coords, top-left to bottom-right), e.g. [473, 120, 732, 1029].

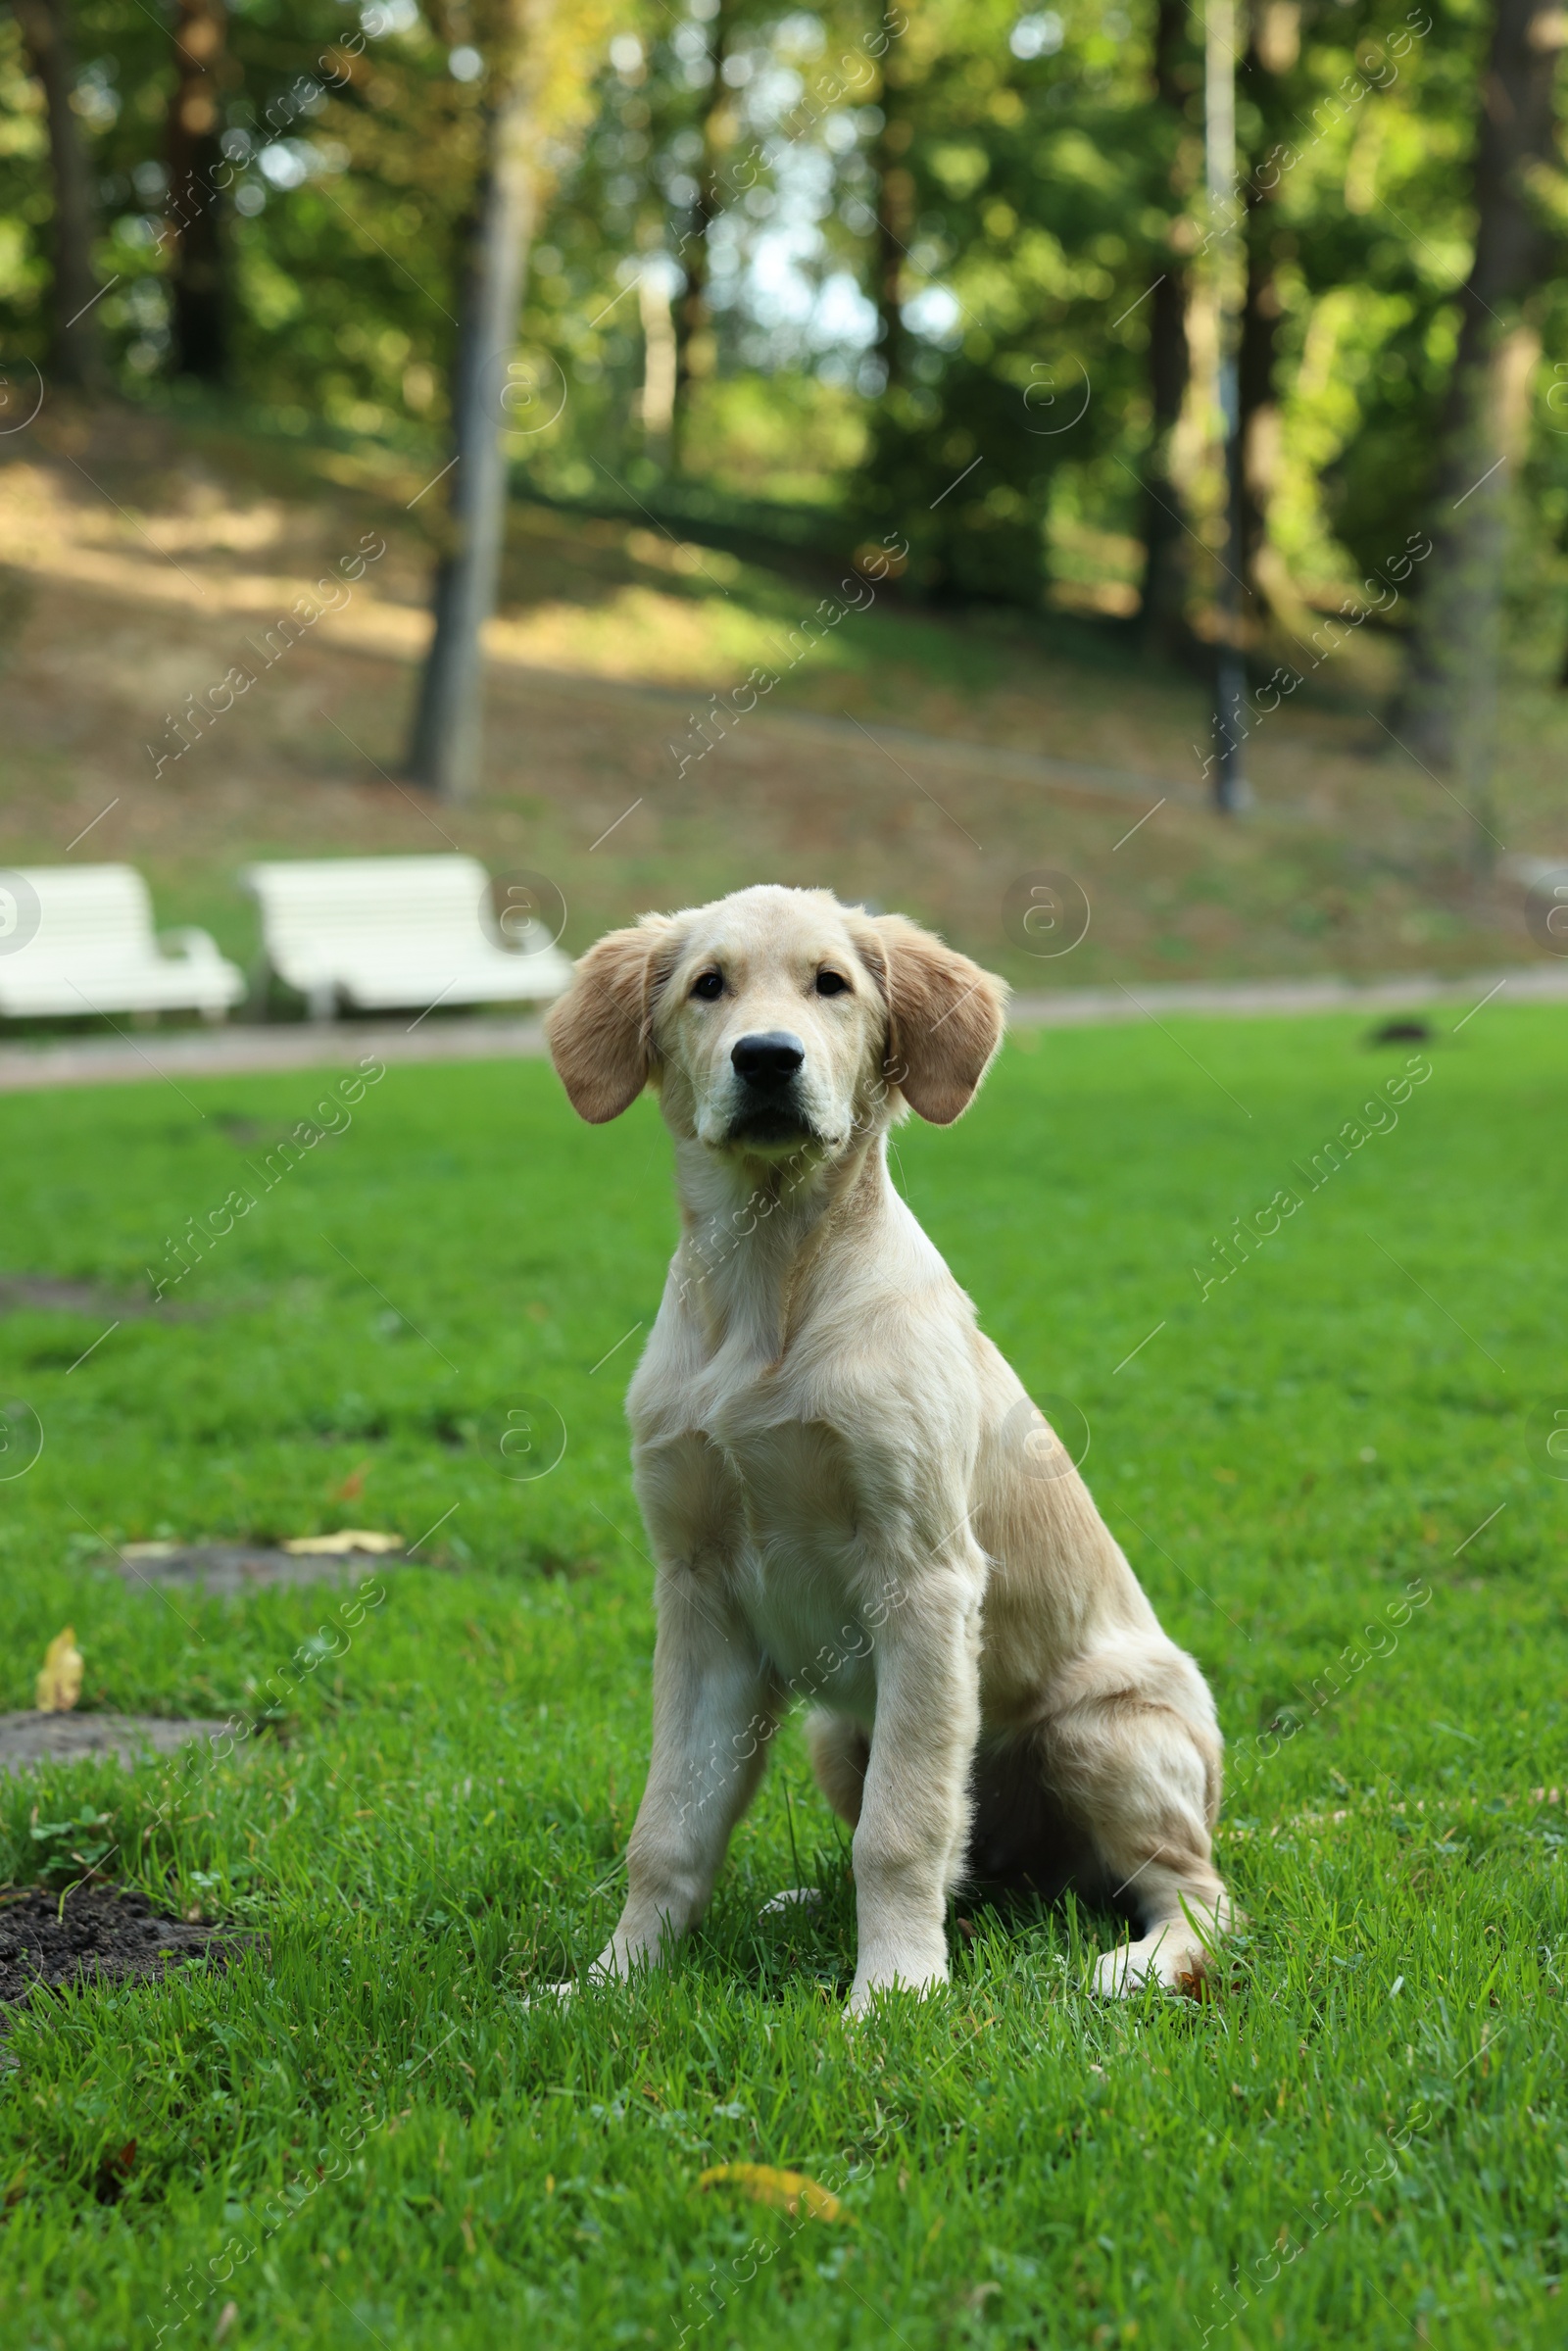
[727, 1030, 809, 1144]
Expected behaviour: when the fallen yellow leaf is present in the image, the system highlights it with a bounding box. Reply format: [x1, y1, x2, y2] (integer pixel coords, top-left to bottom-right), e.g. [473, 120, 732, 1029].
[697, 2164, 850, 2222]
[281, 1530, 403, 1556]
[35, 1626, 83, 1714]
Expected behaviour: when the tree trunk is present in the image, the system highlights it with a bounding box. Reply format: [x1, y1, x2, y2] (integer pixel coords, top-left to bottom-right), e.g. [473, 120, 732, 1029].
[167, 0, 229, 381]
[670, 209, 710, 479]
[1205, 0, 1249, 808]
[1400, 0, 1562, 849]
[872, 97, 913, 391]
[1236, 1, 1298, 612]
[1136, 0, 1192, 655]
[406, 75, 539, 801]
[1237, 226, 1282, 600]
[638, 265, 677, 464]
[670, 0, 732, 473]
[13, 0, 103, 390]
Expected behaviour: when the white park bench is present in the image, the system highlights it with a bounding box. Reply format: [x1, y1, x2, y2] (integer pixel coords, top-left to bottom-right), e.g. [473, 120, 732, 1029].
[240, 855, 572, 1020]
[0, 864, 245, 1022]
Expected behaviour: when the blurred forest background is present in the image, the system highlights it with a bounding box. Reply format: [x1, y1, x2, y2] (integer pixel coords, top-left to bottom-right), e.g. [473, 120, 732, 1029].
[2, 0, 1567, 986]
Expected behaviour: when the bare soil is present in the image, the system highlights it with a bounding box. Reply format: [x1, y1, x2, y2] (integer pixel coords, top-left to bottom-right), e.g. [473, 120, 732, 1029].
[109, 1543, 406, 1597]
[0, 1272, 207, 1318]
[0, 1883, 255, 2011]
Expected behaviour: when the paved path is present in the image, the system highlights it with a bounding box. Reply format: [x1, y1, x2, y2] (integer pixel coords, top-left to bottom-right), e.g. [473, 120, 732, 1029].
[1008, 965, 1568, 1027]
[0, 966, 1562, 1093]
[0, 1015, 550, 1094]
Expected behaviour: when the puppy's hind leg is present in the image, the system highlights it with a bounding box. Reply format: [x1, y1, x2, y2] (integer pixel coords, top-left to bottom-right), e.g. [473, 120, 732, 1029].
[758, 1712, 870, 1920]
[807, 1710, 870, 1827]
[1037, 1641, 1236, 1997]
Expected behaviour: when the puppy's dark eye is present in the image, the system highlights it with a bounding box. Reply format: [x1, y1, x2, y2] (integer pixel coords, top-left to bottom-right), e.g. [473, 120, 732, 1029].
[691, 970, 724, 1002]
[815, 970, 850, 997]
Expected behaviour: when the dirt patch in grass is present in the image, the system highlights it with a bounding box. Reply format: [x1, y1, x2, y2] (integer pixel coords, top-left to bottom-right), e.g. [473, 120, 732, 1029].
[0, 1273, 207, 1320]
[112, 1543, 405, 1597]
[0, 1884, 256, 2011]
[0, 1711, 233, 1777]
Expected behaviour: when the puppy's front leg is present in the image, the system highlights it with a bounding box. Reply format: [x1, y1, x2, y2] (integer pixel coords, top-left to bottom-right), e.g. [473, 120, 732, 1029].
[850, 1574, 982, 2016]
[594, 1569, 774, 1984]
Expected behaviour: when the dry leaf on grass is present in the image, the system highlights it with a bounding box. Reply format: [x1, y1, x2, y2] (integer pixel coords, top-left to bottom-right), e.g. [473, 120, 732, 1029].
[35, 1627, 83, 1714]
[281, 1530, 402, 1556]
[698, 2164, 851, 2222]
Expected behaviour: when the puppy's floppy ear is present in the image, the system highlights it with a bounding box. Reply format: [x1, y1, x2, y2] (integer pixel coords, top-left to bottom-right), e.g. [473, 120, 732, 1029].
[863, 912, 1008, 1125]
[545, 916, 676, 1123]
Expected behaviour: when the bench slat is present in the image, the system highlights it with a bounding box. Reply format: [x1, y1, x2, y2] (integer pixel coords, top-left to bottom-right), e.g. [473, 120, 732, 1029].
[241, 856, 570, 1010]
[0, 866, 244, 1020]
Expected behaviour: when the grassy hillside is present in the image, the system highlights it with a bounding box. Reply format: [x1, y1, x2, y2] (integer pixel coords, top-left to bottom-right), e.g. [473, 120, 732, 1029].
[2, 398, 1566, 1004]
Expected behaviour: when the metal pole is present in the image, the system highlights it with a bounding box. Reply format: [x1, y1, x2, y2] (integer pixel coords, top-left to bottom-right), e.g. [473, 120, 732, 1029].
[1204, 0, 1248, 813]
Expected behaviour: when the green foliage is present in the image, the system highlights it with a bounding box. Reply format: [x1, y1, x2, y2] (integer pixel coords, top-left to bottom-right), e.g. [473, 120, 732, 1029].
[3, 3, 1568, 632]
[852, 0, 1177, 597]
[26, 1805, 118, 1884]
[1250, 0, 1483, 585]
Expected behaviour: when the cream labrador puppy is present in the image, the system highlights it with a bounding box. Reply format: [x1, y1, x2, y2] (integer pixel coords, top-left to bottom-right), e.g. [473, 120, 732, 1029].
[545, 884, 1233, 2012]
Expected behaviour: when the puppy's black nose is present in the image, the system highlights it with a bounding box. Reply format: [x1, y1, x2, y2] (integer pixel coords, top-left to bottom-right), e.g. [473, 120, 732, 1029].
[732, 1031, 806, 1089]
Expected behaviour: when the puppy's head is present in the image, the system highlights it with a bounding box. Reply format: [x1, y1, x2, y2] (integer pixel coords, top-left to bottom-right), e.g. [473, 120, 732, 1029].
[546, 885, 1007, 1158]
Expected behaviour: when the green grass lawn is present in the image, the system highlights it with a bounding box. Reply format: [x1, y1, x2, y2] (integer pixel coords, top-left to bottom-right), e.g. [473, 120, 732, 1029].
[0, 1008, 1564, 2349]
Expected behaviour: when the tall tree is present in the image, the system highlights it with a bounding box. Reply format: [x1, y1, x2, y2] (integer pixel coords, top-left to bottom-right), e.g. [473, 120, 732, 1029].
[12, 0, 102, 389]
[167, 0, 229, 380]
[871, 67, 914, 391]
[1138, 0, 1197, 653]
[1235, 0, 1299, 616]
[638, 262, 677, 461]
[407, 0, 614, 801]
[1400, 0, 1564, 845]
[407, 33, 544, 800]
[670, 0, 732, 470]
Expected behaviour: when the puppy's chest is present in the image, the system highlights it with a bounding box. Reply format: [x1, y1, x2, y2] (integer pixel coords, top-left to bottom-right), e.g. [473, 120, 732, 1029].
[640, 1418, 881, 1707]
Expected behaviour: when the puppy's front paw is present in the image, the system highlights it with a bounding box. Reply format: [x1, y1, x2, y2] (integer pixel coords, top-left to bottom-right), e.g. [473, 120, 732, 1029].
[520, 1979, 576, 2011]
[1092, 1939, 1148, 1999]
[844, 1959, 949, 2019]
